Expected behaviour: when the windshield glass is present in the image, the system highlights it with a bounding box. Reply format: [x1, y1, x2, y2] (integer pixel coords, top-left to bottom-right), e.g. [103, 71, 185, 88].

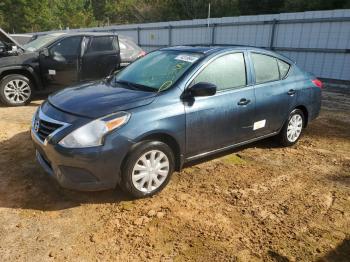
[115, 50, 203, 91]
[23, 34, 64, 51]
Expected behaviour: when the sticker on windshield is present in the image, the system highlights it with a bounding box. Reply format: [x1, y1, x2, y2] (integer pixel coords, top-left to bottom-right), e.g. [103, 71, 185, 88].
[175, 54, 199, 63]
[159, 81, 173, 91]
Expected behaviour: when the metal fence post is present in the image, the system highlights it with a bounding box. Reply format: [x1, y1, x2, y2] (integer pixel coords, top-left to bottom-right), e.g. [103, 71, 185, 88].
[269, 19, 278, 50]
[137, 27, 141, 46]
[211, 23, 216, 45]
[168, 25, 172, 46]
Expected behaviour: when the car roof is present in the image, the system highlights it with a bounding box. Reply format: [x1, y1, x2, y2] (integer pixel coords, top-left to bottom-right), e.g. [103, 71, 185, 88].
[10, 34, 33, 37]
[161, 45, 294, 63]
[45, 31, 116, 38]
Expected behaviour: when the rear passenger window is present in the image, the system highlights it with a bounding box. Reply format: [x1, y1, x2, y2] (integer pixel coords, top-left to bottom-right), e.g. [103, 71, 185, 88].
[193, 53, 246, 91]
[277, 59, 290, 79]
[87, 36, 117, 53]
[252, 53, 279, 84]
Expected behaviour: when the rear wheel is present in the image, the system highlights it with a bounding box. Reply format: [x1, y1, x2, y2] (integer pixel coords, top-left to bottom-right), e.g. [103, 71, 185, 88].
[277, 109, 304, 147]
[121, 141, 175, 198]
[0, 74, 33, 106]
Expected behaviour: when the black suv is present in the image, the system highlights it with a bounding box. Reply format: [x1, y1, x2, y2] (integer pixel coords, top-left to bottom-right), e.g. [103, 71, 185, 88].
[0, 29, 120, 106]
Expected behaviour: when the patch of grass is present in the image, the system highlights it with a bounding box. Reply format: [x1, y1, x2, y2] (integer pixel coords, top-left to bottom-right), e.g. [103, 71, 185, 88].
[119, 201, 135, 211]
[222, 154, 247, 165]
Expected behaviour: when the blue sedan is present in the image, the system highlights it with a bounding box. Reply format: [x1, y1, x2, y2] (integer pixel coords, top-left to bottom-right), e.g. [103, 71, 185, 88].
[31, 46, 322, 198]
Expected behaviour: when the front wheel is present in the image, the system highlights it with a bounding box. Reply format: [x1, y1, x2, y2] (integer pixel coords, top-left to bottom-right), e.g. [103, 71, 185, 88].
[277, 109, 305, 147]
[120, 141, 175, 198]
[0, 74, 33, 106]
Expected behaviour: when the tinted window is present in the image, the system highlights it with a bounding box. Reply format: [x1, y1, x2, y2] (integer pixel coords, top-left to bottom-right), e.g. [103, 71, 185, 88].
[50, 36, 81, 56]
[88, 36, 117, 53]
[193, 53, 246, 91]
[278, 59, 290, 79]
[252, 53, 279, 84]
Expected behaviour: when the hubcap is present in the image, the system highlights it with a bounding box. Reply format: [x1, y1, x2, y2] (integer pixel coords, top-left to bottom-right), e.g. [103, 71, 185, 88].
[132, 150, 170, 193]
[287, 114, 303, 142]
[4, 79, 31, 104]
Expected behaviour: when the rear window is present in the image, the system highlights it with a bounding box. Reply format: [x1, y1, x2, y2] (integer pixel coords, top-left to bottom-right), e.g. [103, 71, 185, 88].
[277, 59, 291, 79]
[252, 53, 280, 84]
[87, 36, 118, 53]
[119, 41, 127, 50]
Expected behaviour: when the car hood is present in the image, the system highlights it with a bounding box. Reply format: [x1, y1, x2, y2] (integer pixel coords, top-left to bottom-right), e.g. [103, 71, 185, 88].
[48, 80, 158, 118]
[0, 28, 23, 50]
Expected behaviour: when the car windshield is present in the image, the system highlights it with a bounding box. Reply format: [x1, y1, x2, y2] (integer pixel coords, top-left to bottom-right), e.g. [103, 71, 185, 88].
[115, 50, 203, 91]
[23, 34, 64, 51]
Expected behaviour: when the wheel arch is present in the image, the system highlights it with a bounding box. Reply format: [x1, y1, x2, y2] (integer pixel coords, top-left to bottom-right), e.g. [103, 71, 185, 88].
[294, 105, 309, 127]
[127, 132, 183, 172]
[0, 66, 42, 90]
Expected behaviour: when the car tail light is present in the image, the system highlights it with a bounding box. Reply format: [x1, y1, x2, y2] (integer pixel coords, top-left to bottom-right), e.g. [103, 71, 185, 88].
[137, 50, 146, 58]
[312, 79, 323, 89]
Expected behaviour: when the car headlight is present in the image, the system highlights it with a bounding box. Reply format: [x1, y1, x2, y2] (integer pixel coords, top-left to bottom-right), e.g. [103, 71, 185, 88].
[59, 112, 130, 148]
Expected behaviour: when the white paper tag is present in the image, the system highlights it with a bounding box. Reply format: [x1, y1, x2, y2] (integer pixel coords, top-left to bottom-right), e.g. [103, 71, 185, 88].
[48, 70, 56, 75]
[253, 120, 266, 130]
[175, 54, 199, 63]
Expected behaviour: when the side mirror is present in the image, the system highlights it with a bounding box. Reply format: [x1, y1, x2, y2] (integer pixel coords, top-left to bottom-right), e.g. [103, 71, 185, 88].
[40, 47, 50, 57]
[189, 82, 217, 97]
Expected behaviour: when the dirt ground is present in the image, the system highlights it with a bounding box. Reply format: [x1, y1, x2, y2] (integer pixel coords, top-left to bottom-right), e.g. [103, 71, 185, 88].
[0, 88, 349, 262]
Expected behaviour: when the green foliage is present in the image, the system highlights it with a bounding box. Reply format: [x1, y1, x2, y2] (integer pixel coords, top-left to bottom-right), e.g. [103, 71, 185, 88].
[52, 0, 97, 30]
[0, 0, 349, 33]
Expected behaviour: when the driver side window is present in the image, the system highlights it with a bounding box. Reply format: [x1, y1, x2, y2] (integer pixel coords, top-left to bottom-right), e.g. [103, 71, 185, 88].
[193, 53, 247, 91]
[50, 36, 82, 57]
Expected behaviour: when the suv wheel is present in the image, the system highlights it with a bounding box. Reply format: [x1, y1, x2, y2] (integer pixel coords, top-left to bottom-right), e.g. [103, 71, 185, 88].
[0, 74, 33, 106]
[121, 141, 175, 198]
[278, 109, 304, 147]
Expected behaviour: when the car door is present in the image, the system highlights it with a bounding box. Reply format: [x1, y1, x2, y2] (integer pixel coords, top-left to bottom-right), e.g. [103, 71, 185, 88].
[81, 35, 120, 81]
[39, 36, 82, 88]
[250, 52, 296, 137]
[184, 52, 256, 157]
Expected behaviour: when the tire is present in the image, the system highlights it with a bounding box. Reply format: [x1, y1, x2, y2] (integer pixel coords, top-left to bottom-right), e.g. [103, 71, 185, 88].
[277, 109, 305, 147]
[121, 141, 175, 198]
[0, 74, 33, 106]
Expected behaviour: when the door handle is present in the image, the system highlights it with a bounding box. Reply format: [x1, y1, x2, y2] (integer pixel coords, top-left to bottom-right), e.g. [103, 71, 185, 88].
[287, 89, 296, 96]
[237, 98, 251, 106]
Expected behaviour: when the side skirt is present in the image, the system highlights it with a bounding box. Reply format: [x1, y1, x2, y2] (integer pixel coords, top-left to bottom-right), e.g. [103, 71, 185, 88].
[185, 132, 279, 162]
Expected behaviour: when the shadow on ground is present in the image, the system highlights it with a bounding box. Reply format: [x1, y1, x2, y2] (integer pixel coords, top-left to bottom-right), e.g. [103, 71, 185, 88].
[318, 238, 350, 262]
[0, 130, 281, 212]
[0, 131, 132, 211]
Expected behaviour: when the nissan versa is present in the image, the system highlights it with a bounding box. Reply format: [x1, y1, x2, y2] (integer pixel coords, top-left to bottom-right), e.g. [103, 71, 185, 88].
[31, 46, 322, 198]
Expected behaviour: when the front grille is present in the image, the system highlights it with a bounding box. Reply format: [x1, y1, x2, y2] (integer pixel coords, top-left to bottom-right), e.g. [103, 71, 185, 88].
[37, 119, 63, 142]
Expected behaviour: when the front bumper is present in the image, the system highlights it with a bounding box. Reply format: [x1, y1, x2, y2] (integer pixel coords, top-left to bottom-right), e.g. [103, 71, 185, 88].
[31, 124, 134, 192]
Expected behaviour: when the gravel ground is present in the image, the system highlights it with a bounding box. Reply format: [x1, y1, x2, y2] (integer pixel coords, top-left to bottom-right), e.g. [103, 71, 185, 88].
[0, 88, 349, 261]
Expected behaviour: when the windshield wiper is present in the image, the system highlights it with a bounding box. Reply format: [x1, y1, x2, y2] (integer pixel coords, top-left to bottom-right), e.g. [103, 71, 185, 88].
[115, 80, 156, 92]
[115, 80, 138, 90]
